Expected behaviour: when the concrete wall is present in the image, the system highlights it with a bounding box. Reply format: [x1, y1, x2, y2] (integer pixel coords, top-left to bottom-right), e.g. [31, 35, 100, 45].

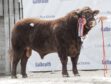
[0, 16, 5, 73]
[0, 0, 3, 16]
[0, 0, 22, 74]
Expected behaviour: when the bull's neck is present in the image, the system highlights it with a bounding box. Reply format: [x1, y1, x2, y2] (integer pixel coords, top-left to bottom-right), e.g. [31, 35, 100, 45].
[65, 16, 91, 37]
[65, 16, 79, 38]
[83, 26, 91, 36]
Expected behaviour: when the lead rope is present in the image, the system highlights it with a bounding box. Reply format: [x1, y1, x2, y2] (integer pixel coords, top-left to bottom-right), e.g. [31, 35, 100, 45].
[99, 16, 107, 77]
[78, 16, 108, 77]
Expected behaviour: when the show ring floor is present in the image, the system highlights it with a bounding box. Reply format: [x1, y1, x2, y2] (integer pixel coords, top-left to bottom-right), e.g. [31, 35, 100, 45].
[0, 70, 111, 84]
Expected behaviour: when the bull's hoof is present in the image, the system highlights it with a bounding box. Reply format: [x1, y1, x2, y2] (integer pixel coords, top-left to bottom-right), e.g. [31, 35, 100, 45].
[63, 74, 69, 77]
[74, 74, 80, 77]
[22, 74, 28, 78]
[11, 75, 17, 79]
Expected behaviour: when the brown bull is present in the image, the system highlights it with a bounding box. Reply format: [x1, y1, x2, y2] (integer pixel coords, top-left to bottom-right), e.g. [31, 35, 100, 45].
[10, 7, 99, 78]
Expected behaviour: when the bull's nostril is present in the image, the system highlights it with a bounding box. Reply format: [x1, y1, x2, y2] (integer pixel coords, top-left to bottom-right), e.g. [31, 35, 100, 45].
[89, 21, 96, 27]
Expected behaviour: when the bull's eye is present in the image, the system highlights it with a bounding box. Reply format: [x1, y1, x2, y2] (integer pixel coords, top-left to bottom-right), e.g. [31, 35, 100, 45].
[86, 14, 93, 20]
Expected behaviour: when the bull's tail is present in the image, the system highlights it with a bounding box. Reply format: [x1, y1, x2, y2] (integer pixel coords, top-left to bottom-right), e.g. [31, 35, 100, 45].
[8, 47, 14, 64]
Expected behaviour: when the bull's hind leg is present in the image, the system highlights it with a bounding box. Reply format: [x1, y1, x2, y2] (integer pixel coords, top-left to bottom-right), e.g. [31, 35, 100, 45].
[21, 55, 28, 78]
[71, 55, 80, 76]
[11, 53, 21, 78]
[21, 47, 32, 78]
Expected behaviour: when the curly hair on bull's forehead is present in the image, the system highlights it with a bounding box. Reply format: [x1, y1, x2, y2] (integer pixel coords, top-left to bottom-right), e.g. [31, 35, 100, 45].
[72, 7, 93, 14]
[81, 7, 94, 13]
[82, 7, 91, 10]
[74, 7, 91, 12]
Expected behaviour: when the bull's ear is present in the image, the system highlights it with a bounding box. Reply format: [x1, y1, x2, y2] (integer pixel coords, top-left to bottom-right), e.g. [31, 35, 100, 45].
[93, 10, 99, 16]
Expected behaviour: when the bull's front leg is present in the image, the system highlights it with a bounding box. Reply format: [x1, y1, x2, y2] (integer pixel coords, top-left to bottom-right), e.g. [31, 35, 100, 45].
[58, 51, 69, 77]
[71, 54, 80, 76]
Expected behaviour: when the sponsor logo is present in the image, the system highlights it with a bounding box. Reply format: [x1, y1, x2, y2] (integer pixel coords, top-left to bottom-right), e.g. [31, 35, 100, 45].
[95, 43, 111, 48]
[106, 11, 111, 14]
[39, 15, 55, 19]
[101, 26, 111, 32]
[60, 0, 73, 1]
[78, 61, 90, 65]
[101, 11, 111, 14]
[35, 62, 51, 67]
[102, 60, 111, 64]
[33, 0, 48, 4]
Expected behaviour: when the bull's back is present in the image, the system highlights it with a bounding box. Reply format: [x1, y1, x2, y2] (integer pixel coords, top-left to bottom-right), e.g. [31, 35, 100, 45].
[12, 18, 56, 56]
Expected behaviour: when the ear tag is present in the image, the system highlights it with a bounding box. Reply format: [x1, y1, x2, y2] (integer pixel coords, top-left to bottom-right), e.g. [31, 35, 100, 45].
[78, 17, 86, 37]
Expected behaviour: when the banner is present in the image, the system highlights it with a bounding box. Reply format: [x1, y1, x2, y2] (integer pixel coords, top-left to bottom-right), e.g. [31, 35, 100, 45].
[22, 0, 111, 71]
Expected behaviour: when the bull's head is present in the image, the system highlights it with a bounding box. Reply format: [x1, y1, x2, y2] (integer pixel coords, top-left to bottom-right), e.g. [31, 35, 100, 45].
[77, 7, 99, 29]
[76, 7, 99, 36]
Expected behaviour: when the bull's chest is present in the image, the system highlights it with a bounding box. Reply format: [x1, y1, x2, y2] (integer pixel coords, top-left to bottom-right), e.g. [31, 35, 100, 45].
[68, 41, 82, 57]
